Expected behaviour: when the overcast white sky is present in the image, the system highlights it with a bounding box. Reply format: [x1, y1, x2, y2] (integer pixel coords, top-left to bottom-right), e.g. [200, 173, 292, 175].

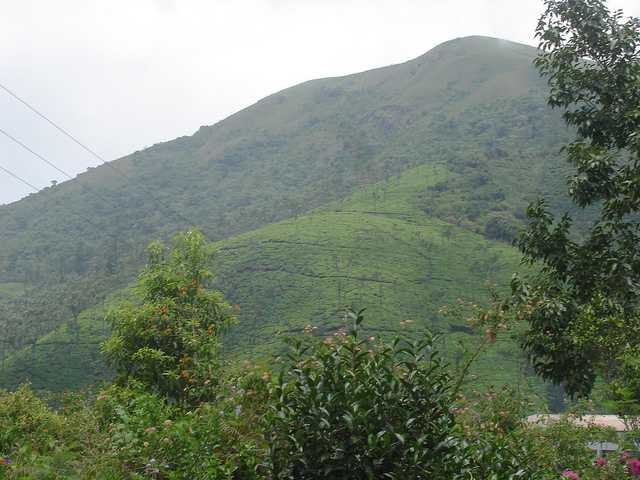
[1, 0, 638, 205]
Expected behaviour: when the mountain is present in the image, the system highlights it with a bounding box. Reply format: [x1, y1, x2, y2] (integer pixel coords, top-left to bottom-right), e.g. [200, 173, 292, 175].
[0, 36, 576, 398]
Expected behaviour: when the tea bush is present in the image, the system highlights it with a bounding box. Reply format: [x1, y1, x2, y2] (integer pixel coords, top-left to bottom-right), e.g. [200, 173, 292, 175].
[95, 374, 267, 480]
[0, 385, 121, 479]
[266, 310, 457, 479]
[450, 386, 549, 479]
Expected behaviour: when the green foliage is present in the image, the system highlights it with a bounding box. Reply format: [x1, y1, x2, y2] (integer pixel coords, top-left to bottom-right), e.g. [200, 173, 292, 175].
[449, 386, 640, 479]
[265, 310, 457, 479]
[516, 415, 640, 480]
[0, 384, 66, 458]
[526, 417, 616, 475]
[0, 385, 121, 479]
[103, 230, 234, 404]
[450, 434, 547, 480]
[0, 36, 579, 392]
[0, 330, 631, 479]
[0, 377, 268, 479]
[1, 163, 539, 399]
[450, 387, 550, 479]
[95, 381, 264, 480]
[504, 0, 640, 397]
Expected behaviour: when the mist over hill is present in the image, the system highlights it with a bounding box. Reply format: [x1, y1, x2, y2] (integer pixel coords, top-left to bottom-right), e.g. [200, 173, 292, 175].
[0, 36, 576, 398]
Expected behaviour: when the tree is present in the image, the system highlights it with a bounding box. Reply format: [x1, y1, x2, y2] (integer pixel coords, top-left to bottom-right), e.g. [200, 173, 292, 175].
[504, 0, 640, 397]
[102, 229, 235, 404]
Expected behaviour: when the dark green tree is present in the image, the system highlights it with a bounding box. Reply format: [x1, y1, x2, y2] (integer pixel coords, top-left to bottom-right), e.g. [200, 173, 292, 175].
[506, 0, 640, 396]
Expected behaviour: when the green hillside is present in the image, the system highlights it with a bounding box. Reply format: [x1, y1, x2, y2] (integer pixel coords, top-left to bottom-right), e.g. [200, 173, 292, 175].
[0, 36, 577, 396]
[0, 163, 543, 402]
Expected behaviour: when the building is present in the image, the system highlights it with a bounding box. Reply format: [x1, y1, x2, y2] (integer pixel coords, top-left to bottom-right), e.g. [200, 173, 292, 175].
[526, 414, 634, 456]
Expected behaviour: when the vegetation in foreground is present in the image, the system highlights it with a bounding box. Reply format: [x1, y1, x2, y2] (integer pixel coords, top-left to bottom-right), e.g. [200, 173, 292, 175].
[0, 229, 635, 480]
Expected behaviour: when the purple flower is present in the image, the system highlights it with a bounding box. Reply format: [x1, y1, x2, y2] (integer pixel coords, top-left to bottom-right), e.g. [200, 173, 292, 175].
[628, 459, 640, 477]
[561, 470, 580, 480]
[595, 457, 607, 466]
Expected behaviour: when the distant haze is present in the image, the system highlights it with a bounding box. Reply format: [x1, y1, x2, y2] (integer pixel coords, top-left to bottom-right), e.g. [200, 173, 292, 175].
[1, 0, 638, 205]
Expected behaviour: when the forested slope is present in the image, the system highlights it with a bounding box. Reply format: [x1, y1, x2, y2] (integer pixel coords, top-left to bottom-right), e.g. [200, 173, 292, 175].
[0, 36, 576, 394]
[2, 163, 542, 400]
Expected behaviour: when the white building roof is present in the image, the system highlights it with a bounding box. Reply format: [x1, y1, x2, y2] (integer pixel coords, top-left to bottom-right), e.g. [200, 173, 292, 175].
[526, 414, 629, 432]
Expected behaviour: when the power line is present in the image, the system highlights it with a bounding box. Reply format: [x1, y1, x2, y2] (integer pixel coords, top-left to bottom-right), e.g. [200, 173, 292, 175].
[0, 81, 203, 232]
[0, 83, 106, 163]
[0, 127, 128, 211]
[0, 163, 40, 192]
[0, 127, 74, 180]
[0, 161, 102, 231]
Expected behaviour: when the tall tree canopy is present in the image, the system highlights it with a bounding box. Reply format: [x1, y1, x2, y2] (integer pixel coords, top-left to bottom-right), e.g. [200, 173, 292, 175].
[508, 0, 640, 397]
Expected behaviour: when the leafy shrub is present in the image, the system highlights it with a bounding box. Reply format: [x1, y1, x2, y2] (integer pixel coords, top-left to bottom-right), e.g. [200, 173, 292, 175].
[0, 385, 120, 479]
[265, 310, 457, 479]
[455, 386, 533, 438]
[450, 434, 548, 479]
[523, 416, 619, 477]
[447, 385, 552, 479]
[96, 379, 265, 479]
[0, 385, 66, 455]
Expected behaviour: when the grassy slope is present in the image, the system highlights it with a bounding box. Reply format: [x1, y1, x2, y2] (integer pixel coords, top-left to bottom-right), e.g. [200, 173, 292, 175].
[215, 163, 536, 392]
[0, 36, 574, 368]
[0, 38, 591, 403]
[1, 163, 543, 401]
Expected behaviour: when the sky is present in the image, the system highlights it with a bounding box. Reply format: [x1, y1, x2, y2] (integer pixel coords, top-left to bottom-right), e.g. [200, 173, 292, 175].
[1, 0, 639, 205]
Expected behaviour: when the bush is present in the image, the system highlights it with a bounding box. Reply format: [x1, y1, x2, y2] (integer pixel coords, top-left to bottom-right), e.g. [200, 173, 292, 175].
[522, 416, 623, 479]
[96, 379, 265, 479]
[265, 310, 457, 479]
[0, 385, 120, 479]
[451, 386, 551, 479]
[0, 385, 66, 455]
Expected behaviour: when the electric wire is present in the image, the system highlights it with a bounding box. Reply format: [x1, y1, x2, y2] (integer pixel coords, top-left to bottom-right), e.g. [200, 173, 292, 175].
[0, 161, 103, 230]
[0, 127, 74, 180]
[0, 127, 135, 215]
[0, 82, 203, 232]
[0, 163, 40, 192]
